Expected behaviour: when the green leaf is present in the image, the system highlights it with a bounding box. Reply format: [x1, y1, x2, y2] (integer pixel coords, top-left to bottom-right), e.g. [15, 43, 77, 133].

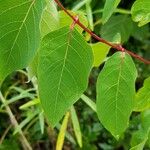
[131, 0, 150, 27]
[101, 15, 133, 43]
[102, 0, 121, 24]
[38, 26, 93, 127]
[134, 77, 150, 112]
[71, 106, 82, 148]
[96, 52, 137, 139]
[130, 129, 149, 150]
[40, 0, 59, 38]
[28, 0, 59, 79]
[28, 10, 88, 80]
[91, 43, 110, 67]
[130, 110, 150, 150]
[28, 9, 87, 79]
[141, 109, 150, 130]
[0, 0, 45, 81]
[81, 94, 96, 112]
[19, 99, 40, 110]
[72, 0, 91, 11]
[86, 0, 94, 30]
[56, 112, 70, 150]
[39, 111, 45, 134]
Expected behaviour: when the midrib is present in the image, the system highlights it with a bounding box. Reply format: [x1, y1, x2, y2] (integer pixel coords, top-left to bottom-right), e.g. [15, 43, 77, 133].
[53, 30, 72, 115]
[6, 0, 36, 65]
[115, 58, 123, 135]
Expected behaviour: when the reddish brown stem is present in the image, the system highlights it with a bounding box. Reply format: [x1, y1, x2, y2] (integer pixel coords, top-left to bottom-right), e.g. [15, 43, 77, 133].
[70, 15, 79, 30]
[54, 0, 150, 65]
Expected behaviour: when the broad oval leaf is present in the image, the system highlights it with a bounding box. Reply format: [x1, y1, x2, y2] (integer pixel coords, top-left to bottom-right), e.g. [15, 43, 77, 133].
[96, 52, 137, 139]
[102, 0, 121, 24]
[0, 0, 45, 81]
[134, 76, 150, 112]
[131, 0, 150, 27]
[38, 26, 93, 127]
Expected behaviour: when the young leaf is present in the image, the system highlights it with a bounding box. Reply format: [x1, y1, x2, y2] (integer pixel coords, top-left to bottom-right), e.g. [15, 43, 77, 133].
[38, 26, 93, 127]
[101, 15, 133, 43]
[134, 77, 150, 112]
[91, 43, 110, 67]
[102, 0, 121, 24]
[56, 112, 70, 150]
[56, 123, 76, 145]
[19, 99, 40, 110]
[0, 0, 45, 81]
[131, 0, 150, 27]
[96, 52, 137, 139]
[71, 106, 82, 147]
